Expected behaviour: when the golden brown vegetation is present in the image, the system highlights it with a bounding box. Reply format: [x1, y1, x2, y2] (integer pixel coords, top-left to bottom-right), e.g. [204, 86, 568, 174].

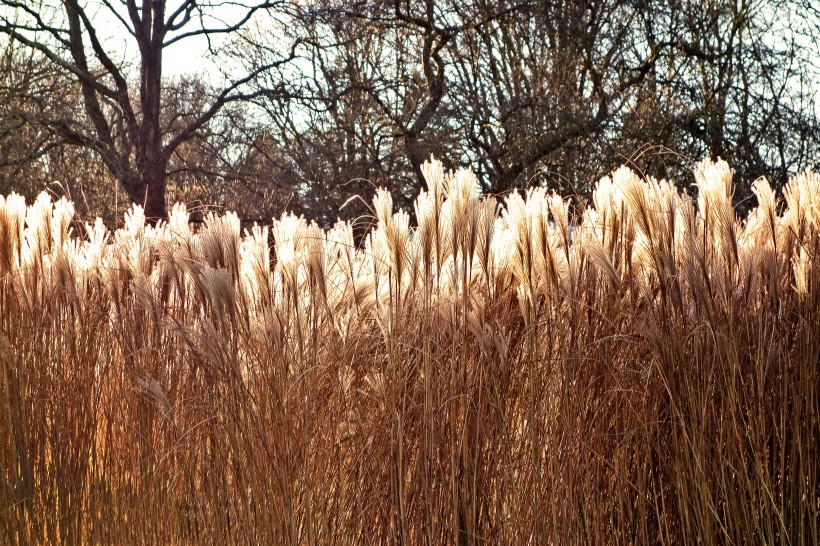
[1, 158, 818, 545]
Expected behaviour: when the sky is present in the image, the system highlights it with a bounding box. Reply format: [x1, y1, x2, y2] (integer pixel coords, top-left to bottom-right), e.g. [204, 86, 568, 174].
[88, 1, 246, 80]
[0, 1, 262, 80]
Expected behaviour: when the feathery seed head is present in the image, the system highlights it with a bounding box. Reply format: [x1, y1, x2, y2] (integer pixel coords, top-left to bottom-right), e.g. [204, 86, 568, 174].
[373, 188, 393, 229]
[0, 192, 26, 275]
[169, 203, 190, 244]
[421, 156, 446, 201]
[51, 197, 74, 249]
[792, 246, 811, 295]
[240, 224, 271, 306]
[695, 158, 733, 223]
[782, 171, 820, 239]
[25, 192, 55, 259]
[273, 212, 306, 292]
[123, 204, 146, 241]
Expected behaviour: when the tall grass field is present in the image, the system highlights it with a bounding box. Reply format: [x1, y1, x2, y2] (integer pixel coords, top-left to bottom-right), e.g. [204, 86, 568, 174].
[1, 158, 818, 544]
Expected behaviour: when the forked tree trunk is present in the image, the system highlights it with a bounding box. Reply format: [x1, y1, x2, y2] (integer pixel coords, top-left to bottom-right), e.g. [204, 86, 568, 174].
[134, 10, 167, 224]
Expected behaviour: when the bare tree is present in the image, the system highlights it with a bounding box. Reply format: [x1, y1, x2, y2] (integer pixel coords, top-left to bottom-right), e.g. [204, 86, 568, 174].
[3, 1, 818, 224]
[0, 38, 69, 191]
[596, 0, 820, 216]
[233, 0, 540, 223]
[239, 0, 672, 213]
[0, 0, 297, 220]
[1, 38, 108, 214]
[237, 0, 819, 222]
[447, 0, 661, 194]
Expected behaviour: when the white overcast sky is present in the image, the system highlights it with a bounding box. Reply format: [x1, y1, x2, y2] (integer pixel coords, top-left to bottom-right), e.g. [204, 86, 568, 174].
[0, 1, 266, 80]
[89, 1, 250, 80]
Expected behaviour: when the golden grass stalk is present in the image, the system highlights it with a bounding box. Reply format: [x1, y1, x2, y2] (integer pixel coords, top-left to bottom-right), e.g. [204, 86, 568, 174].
[1, 158, 817, 545]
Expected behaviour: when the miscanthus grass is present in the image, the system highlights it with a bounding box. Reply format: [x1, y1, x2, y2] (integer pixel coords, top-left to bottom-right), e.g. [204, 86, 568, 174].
[1, 159, 818, 544]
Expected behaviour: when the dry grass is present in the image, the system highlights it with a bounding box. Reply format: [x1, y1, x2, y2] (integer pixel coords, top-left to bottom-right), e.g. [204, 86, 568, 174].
[1, 158, 818, 545]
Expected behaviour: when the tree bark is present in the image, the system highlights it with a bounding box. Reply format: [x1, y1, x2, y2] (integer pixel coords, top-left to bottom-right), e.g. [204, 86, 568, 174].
[122, 160, 168, 222]
[143, 170, 168, 222]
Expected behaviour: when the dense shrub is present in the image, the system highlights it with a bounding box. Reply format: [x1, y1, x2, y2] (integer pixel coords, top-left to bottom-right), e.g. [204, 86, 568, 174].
[1, 159, 818, 544]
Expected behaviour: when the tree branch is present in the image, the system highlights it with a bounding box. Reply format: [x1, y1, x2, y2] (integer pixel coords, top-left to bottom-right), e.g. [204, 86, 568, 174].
[163, 39, 300, 156]
[163, 1, 284, 47]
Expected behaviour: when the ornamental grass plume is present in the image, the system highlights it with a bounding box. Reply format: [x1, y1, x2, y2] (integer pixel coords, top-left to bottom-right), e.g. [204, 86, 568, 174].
[0, 157, 818, 545]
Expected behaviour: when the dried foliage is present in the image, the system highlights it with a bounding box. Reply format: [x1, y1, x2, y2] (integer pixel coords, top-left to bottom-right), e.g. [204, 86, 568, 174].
[1, 158, 818, 544]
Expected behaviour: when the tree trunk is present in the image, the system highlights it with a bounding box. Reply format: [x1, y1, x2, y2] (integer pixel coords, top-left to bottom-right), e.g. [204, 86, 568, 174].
[121, 158, 168, 223]
[405, 132, 428, 189]
[136, 0, 167, 223]
[142, 167, 167, 222]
